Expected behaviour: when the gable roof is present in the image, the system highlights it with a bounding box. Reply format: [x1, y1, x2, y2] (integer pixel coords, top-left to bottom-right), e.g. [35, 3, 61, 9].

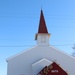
[38, 10, 48, 33]
[32, 58, 52, 66]
[6, 45, 38, 62]
[37, 62, 68, 75]
[6, 45, 75, 62]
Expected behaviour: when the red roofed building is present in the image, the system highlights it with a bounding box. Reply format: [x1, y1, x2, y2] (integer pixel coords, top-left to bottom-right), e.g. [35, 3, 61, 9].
[6, 10, 75, 75]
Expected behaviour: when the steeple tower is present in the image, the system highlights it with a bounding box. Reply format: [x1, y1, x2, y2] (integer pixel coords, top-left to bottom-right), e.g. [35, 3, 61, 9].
[38, 10, 48, 33]
[35, 10, 50, 45]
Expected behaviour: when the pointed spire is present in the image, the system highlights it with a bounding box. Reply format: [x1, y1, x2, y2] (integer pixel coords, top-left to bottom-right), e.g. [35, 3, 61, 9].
[38, 10, 48, 33]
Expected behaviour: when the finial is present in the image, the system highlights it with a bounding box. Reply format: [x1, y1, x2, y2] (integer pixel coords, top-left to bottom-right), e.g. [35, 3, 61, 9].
[41, 6, 42, 10]
[41, 6, 43, 12]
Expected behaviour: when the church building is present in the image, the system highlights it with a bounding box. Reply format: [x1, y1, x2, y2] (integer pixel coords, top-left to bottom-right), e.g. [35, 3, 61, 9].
[6, 10, 75, 75]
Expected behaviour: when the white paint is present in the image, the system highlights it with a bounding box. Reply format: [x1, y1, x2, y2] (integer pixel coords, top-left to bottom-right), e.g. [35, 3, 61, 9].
[51, 70, 58, 73]
[6, 29, 75, 75]
[6, 45, 75, 75]
[36, 33, 50, 45]
[32, 58, 52, 75]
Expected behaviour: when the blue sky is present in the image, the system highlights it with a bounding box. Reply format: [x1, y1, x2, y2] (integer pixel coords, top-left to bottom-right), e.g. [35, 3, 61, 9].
[0, 0, 75, 75]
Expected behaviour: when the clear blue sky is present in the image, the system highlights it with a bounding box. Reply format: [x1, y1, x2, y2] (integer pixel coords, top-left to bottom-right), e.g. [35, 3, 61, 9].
[0, 0, 75, 75]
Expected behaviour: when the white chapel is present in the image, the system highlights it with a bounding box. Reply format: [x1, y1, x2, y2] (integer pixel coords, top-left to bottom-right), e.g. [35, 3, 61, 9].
[6, 10, 75, 75]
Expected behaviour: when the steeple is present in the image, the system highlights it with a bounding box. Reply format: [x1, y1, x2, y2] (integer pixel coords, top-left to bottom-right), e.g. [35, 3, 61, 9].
[35, 10, 50, 45]
[38, 10, 48, 33]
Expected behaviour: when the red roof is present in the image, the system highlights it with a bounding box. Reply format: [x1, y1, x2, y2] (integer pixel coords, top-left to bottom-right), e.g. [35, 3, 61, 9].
[37, 62, 68, 75]
[38, 10, 48, 33]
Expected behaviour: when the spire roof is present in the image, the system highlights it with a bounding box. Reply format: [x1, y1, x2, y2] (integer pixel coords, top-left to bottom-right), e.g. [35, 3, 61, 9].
[38, 10, 48, 33]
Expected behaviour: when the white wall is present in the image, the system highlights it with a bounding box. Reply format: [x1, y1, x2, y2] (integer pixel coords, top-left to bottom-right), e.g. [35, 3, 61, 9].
[7, 45, 75, 75]
[37, 34, 50, 45]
